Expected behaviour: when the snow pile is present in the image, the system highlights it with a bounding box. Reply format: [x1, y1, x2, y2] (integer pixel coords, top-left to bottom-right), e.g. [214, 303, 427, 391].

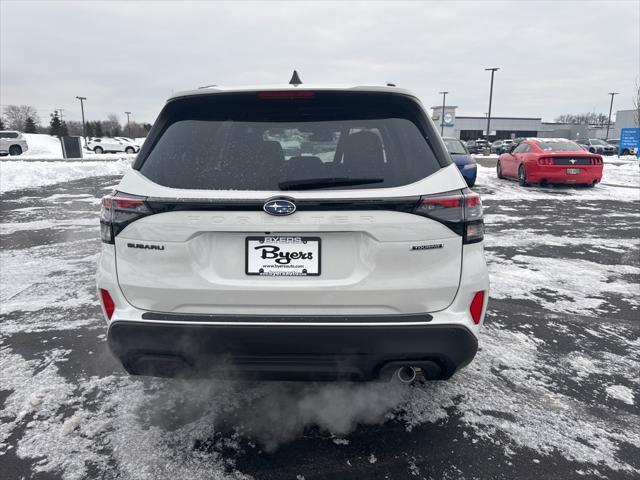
[20, 133, 63, 158]
[0, 159, 132, 193]
[605, 385, 635, 405]
[602, 161, 640, 187]
[475, 165, 639, 201]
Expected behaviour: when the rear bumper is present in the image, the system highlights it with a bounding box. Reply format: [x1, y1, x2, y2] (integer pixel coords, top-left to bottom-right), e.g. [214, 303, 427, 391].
[107, 318, 478, 381]
[528, 167, 602, 184]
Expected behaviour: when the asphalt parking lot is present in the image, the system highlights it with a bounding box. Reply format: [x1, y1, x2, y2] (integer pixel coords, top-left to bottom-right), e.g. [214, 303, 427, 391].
[1, 166, 639, 480]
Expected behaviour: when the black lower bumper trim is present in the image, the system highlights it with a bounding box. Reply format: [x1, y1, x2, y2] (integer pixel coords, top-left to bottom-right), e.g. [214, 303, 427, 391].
[107, 320, 478, 381]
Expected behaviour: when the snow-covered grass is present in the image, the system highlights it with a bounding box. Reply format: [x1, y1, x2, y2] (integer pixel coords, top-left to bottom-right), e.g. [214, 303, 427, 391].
[4, 134, 136, 161]
[0, 159, 132, 193]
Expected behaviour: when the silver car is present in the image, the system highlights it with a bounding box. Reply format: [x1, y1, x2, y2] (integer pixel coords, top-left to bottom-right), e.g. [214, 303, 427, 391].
[0, 130, 29, 156]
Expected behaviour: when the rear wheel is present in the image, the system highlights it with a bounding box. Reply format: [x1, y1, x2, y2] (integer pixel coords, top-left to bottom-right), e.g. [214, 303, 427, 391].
[589, 147, 596, 153]
[496, 161, 505, 179]
[125, 147, 135, 154]
[518, 165, 529, 187]
[94, 146, 104, 154]
[9, 145, 22, 156]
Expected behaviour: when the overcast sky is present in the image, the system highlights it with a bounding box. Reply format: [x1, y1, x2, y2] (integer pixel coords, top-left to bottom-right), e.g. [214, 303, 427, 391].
[1, 0, 638, 125]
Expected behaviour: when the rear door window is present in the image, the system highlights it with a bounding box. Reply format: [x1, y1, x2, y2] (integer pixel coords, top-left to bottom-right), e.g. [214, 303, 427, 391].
[137, 92, 447, 191]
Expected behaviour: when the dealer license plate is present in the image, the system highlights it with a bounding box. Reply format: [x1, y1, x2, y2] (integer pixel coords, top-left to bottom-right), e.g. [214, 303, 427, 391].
[246, 236, 321, 276]
[566, 168, 581, 175]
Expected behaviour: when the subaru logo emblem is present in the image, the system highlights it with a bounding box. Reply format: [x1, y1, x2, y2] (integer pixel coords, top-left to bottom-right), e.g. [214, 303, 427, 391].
[263, 199, 296, 216]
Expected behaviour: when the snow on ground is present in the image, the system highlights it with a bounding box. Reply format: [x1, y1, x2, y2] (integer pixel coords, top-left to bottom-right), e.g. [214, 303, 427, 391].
[5, 133, 137, 161]
[605, 385, 635, 405]
[476, 165, 639, 202]
[0, 154, 638, 478]
[0, 159, 132, 193]
[601, 161, 640, 186]
[19, 133, 63, 158]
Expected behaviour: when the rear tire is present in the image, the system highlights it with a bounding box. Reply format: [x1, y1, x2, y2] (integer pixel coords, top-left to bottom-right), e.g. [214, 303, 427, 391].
[518, 165, 529, 187]
[94, 146, 104, 154]
[9, 145, 22, 156]
[125, 147, 135, 154]
[589, 147, 596, 153]
[496, 161, 505, 179]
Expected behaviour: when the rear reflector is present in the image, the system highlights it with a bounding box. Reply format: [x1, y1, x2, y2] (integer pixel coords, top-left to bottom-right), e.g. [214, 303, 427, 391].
[100, 288, 115, 319]
[257, 91, 315, 100]
[470, 291, 485, 324]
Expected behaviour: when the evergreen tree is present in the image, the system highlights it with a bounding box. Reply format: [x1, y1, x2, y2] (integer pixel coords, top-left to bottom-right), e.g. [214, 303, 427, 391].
[85, 121, 95, 138]
[49, 112, 64, 137]
[0, 117, 5, 130]
[94, 121, 104, 137]
[24, 116, 37, 133]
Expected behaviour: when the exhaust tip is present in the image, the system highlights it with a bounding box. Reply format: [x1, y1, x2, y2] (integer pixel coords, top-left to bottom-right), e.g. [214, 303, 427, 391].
[396, 366, 417, 383]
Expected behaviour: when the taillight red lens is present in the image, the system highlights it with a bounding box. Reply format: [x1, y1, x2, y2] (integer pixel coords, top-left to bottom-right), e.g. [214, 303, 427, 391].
[538, 157, 554, 165]
[470, 291, 485, 324]
[100, 288, 115, 319]
[413, 190, 484, 244]
[100, 193, 151, 244]
[112, 198, 146, 209]
[257, 91, 315, 100]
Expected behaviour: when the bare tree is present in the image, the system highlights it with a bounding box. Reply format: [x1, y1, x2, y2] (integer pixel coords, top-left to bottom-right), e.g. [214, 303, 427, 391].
[3, 105, 40, 131]
[554, 112, 608, 126]
[102, 114, 122, 137]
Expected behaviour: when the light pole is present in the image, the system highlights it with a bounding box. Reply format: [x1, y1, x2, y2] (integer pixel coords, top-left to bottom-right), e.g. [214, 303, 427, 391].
[76, 96, 87, 146]
[485, 67, 499, 144]
[125, 111, 131, 138]
[439, 91, 448, 136]
[606, 92, 618, 140]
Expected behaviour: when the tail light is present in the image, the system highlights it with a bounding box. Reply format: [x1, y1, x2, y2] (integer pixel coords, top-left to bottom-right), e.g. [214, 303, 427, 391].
[538, 157, 554, 165]
[470, 291, 485, 324]
[591, 157, 603, 165]
[413, 189, 484, 244]
[100, 192, 151, 243]
[99, 288, 115, 319]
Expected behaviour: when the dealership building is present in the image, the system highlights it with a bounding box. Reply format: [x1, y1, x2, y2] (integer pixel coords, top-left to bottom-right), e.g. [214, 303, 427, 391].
[431, 106, 637, 141]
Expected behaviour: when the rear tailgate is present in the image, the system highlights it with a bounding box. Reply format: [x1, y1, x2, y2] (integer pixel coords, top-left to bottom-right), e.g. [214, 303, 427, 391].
[115, 208, 462, 315]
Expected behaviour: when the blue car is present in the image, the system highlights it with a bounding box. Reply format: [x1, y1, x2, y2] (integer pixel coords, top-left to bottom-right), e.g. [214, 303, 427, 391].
[443, 138, 477, 187]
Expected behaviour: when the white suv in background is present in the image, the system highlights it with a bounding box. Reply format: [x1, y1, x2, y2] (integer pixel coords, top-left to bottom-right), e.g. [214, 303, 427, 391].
[97, 84, 489, 382]
[87, 137, 138, 154]
[0, 130, 29, 156]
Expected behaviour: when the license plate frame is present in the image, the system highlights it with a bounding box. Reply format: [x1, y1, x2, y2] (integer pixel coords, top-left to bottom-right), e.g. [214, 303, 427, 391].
[245, 236, 321, 276]
[566, 168, 581, 175]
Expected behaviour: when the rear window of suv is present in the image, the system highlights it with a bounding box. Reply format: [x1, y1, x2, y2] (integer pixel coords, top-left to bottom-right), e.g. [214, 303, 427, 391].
[137, 91, 447, 191]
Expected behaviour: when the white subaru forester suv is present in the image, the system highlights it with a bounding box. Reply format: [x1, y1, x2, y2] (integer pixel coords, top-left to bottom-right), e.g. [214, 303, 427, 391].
[97, 83, 489, 382]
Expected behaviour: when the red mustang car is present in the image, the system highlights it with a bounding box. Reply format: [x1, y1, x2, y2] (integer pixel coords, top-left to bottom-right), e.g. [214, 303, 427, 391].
[497, 138, 603, 187]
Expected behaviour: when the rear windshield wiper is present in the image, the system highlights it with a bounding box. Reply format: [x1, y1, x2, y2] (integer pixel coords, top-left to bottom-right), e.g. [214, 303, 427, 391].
[278, 177, 384, 191]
